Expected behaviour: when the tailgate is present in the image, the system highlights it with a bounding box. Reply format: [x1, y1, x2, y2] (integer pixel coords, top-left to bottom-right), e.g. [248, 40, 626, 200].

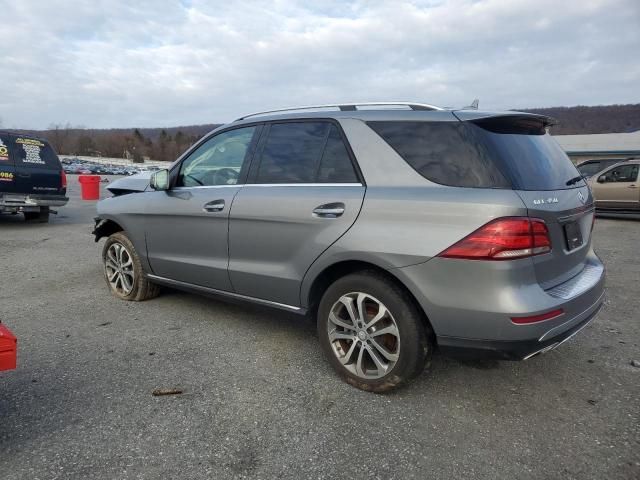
[13, 136, 65, 195]
[516, 184, 594, 289]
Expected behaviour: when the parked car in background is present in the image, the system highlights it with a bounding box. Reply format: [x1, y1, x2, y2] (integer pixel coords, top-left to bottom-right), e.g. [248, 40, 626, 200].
[92, 103, 605, 392]
[576, 158, 629, 179]
[589, 160, 640, 212]
[0, 131, 68, 222]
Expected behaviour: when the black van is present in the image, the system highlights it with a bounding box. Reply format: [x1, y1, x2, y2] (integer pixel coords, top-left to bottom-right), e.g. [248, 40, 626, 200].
[0, 131, 68, 222]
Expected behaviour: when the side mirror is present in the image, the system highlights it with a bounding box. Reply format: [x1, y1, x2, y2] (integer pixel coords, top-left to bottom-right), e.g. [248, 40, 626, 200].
[150, 169, 170, 191]
[597, 175, 606, 184]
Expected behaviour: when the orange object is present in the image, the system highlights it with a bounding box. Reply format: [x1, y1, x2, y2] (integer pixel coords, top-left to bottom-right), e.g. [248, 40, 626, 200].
[0, 323, 17, 371]
[78, 174, 101, 200]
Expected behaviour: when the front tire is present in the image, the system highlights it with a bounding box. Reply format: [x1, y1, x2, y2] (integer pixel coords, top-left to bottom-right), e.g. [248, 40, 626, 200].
[317, 271, 432, 393]
[102, 232, 160, 301]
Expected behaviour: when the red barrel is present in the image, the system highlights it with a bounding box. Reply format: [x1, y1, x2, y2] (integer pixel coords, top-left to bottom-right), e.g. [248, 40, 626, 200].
[0, 323, 17, 371]
[78, 175, 101, 200]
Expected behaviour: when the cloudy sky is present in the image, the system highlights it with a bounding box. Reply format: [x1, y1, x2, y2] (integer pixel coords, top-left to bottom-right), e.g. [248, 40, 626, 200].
[1, 0, 638, 129]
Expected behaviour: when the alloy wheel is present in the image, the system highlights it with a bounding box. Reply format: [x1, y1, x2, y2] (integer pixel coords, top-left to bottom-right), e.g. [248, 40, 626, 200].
[327, 292, 400, 379]
[105, 242, 135, 296]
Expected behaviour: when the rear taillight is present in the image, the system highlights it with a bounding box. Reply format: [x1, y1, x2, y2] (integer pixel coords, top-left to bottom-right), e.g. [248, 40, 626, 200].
[61, 170, 67, 189]
[438, 217, 552, 261]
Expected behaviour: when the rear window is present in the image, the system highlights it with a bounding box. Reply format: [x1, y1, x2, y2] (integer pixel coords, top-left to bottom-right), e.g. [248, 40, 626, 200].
[13, 137, 60, 170]
[368, 119, 584, 191]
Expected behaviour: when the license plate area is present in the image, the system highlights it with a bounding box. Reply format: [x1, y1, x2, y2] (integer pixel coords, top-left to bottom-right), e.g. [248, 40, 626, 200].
[564, 221, 583, 251]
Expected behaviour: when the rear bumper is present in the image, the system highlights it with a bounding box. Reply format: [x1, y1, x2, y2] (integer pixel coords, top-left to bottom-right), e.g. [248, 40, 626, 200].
[437, 293, 603, 360]
[395, 248, 606, 358]
[0, 193, 68, 211]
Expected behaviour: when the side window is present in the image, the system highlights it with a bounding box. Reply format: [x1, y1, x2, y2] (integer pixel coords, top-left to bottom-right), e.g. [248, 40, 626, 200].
[604, 164, 639, 183]
[316, 126, 358, 183]
[178, 126, 256, 187]
[577, 162, 603, 177]
[255, 122, 358, 184]
[256, 122, 328, 183]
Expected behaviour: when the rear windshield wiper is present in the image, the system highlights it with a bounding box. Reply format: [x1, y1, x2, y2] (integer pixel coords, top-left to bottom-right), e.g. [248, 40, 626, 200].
[566, 175, 584, 186]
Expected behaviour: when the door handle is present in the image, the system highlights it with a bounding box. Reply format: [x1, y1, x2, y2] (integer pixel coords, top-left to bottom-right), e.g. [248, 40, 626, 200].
[627, 184, 637, 189]
[203, 199, 225, 212]
[313, 202, 345, 218]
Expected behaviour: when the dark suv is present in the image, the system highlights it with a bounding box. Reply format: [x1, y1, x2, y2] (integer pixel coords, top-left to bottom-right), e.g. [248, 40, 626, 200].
[0, 131, 68, 222]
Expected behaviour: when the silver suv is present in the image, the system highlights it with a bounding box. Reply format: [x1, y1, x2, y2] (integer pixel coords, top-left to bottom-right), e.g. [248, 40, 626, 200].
[93, 102, 605, 392]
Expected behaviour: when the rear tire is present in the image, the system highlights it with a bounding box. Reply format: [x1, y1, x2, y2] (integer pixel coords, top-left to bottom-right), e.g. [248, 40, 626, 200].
[24, 207, 49, 223]
[102, 232, 160, 301]
[317, 270, 432, 393]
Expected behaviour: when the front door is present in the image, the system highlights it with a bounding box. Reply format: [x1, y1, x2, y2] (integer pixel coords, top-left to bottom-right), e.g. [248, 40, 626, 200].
[229, 121, 365, 306]
[144, 125, 260, 290]
[591, 163, 640, 210]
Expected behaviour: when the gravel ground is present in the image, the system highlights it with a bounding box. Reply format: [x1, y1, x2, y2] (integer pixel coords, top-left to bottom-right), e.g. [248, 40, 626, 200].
[0, 176, 638, 479]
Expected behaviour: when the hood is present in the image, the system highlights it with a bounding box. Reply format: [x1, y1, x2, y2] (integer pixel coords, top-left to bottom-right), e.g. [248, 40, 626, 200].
[106, 172, 152, 195]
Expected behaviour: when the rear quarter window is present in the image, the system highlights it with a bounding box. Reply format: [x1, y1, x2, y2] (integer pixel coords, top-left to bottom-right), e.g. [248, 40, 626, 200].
[14, 137, 61, 170]
[369, 119, 584, 191]
[367, 121, 511, 188]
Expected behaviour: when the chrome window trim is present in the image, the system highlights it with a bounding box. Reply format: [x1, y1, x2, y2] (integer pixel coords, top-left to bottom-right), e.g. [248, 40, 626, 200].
[171, 183, 363, 191]
[247, 183, 363, 187]
[172, 185, 241, 190]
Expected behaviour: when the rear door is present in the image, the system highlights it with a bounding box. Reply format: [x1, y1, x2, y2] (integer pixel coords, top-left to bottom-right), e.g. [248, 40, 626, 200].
[590, 163, 640, 210]
[0, 133, 17, 193]
[12, 136, 64, 195]
[228, 120, 365, 306]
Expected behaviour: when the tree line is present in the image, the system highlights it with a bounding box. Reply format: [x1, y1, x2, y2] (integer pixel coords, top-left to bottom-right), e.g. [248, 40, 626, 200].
[7, 103, 639, 161]
[13, 123, 221, 162]
[521, 103, 640, 135]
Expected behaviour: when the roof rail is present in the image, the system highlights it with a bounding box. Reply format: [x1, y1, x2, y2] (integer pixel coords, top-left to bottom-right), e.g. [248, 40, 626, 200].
[234, 102, 444, 121]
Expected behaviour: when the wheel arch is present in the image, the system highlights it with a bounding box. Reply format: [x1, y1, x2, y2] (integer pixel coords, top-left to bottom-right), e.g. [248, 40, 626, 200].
[92, 217, 124, 242]
[304, 259, 436, 341]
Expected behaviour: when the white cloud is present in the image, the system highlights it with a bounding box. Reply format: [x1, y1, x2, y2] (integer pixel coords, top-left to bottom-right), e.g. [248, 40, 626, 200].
[0, 0, 638, 128]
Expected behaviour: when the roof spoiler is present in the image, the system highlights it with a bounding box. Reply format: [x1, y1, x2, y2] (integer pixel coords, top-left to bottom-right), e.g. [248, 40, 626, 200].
[454, 111, 558, 134]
